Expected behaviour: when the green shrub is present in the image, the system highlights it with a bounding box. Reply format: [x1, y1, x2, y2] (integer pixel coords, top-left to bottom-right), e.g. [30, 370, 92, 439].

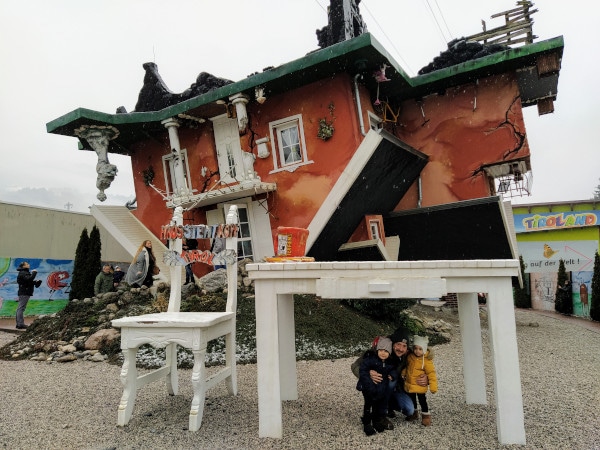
[554, 259, 573, 315]
[514, 256, 531, 308]
[341, 298, 417, 323]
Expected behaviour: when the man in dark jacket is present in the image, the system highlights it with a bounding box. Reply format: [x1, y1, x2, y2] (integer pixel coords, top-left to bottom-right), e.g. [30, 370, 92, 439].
[16, 261, 39, 329]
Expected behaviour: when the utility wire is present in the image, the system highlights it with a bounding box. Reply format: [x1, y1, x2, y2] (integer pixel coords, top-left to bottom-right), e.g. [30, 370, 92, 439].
[433, 0, 454, 40]
[424, 0, 451, 44]
[313, 0, 327, 13]
[360, 0, 414, 75]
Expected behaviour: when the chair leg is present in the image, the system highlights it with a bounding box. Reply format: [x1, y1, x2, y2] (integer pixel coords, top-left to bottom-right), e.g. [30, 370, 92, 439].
[117, 347, 138, 426]
[225, 331, 237, 395]
[189, 349, 207, 431]
[165, 342, 179, 396]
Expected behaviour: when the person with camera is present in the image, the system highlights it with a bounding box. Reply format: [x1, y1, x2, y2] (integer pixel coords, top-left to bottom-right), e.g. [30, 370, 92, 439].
[16, 261, 41, 329]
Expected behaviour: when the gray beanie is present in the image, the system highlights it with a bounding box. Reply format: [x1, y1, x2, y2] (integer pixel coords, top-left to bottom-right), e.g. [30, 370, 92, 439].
[376, 337, 392, 354]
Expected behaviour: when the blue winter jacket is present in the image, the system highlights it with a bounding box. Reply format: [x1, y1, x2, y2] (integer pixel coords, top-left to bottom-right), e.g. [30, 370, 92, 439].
[357, 350, 397, 400]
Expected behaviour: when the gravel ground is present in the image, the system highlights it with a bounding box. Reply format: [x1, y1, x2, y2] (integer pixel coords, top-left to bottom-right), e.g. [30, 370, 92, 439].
[0, 308, 599, 450]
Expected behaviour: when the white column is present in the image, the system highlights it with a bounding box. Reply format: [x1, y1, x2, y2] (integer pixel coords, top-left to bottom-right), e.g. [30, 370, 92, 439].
[486, 278, 526, 445]
[457, 292, 487, 404]
[162, 118, 189, 196]
[229, 93, 249, 134]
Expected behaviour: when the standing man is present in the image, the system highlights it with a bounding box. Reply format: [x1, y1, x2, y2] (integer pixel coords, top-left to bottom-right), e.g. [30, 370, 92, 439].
[94, 264, 114, 295]
[16, 261, 39, 329]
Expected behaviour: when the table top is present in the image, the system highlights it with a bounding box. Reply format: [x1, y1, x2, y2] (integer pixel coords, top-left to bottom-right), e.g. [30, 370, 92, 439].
[247, 259, 520, 279]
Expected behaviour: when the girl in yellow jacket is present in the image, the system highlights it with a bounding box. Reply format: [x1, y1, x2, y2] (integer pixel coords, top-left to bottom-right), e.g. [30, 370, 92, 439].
[403, 335, 438, 426]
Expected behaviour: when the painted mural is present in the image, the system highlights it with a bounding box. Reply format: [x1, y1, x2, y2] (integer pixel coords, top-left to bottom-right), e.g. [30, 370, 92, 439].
[0, 257, 73, 316]
[517, 240, 597, 273]
[571, 271, 592, 318]
[530, 271, 558, 311]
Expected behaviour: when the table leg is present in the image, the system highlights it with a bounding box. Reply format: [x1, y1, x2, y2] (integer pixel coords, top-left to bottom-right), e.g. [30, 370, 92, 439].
[255, 281, 283, 438]
[189, 349, 207, 431]
[457, 292, 486, 404]
[278, 293, 297, 401]
[117, 347, 138, 426]
[486, 279, 526, 445]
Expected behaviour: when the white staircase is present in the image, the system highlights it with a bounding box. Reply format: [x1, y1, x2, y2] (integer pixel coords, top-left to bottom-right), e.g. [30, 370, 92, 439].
[91, 205, 175, 277]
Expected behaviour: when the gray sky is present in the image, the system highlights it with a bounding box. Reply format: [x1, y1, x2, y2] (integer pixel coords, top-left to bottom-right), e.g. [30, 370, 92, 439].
[1, 1, 597, 213]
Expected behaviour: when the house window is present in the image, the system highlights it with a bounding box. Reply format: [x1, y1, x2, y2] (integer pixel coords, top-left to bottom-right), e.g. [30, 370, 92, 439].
[369, 220, 381, 240]
[269, 115, 313, 173]
[224, 202, 254, 261]
[162, 149, 192, 197]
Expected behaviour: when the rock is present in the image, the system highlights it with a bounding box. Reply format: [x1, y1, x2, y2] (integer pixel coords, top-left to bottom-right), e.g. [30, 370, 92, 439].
[198, 269, 228, 292]
[89, 353, 106, 362]
[59, 344, 77, 353]
[56, 354, 77, 363]
[105, 303, 119, 312]
[84, 328, 120, 351]
[529, 322, 539, 327]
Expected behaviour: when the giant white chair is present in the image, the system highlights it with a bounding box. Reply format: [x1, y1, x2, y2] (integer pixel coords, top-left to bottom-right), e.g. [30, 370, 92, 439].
[111, 206, 239, 431]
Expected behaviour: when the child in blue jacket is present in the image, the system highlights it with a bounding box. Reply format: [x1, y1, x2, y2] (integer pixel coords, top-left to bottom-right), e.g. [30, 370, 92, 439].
[357, 336, 397, 435]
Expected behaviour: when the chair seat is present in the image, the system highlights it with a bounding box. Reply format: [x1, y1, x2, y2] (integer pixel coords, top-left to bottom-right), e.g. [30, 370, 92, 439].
[112, 311, 234, 328]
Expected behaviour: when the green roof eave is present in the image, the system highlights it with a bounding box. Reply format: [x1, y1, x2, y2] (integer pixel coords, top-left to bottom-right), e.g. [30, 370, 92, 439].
[46, 33, 563, 153]
[46, 33, 412, 152]
[391, 36, 564, 100]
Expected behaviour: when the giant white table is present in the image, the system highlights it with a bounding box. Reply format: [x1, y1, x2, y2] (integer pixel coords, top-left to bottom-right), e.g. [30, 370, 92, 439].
[246, 259, 526, 445]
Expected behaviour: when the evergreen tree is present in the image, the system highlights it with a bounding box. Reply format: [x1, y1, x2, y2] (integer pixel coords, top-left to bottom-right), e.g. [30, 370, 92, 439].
[70, 228, 89, 300]
[593, 178, 600, 200]
[85, 225, 103, 297]
[514, 255, 531, 308]
[554, 259, 572, 314]
[590, 252, 600, 321]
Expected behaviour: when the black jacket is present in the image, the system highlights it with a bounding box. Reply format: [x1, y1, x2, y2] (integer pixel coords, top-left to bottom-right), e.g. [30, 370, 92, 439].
[357, 349, 397, 400]
[17, 267, 37, 296]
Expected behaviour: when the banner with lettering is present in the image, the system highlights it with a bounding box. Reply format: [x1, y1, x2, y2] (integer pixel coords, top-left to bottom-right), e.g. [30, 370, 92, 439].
[514, 211, 599, 233]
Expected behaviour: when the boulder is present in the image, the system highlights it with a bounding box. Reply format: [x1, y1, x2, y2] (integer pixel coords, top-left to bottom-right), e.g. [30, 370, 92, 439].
[84, 328, 120, 351]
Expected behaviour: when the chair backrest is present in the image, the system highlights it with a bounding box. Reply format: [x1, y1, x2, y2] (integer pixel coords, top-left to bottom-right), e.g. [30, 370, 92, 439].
[225, 205, 239, 313]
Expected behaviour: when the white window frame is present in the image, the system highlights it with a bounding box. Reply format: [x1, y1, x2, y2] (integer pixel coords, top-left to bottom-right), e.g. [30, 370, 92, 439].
[223, 200, 255, 261]
[162, 148, 192, 197]
[368, 111, 383, 131]
[268, 114, 313, 173]
[369, 219, 381, 240]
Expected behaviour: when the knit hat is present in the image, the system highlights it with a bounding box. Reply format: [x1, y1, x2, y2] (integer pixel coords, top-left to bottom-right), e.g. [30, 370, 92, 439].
[376, 337, 392, 354]
[389, 327, 411, 346]
[413, 335, 429, 354]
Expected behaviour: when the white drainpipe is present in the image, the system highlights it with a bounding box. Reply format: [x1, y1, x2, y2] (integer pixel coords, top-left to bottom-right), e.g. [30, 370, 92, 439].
[354, 74, 368, 136]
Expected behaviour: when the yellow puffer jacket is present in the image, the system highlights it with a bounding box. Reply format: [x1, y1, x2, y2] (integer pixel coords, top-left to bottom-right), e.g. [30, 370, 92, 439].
[403, 350, 438, 394]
